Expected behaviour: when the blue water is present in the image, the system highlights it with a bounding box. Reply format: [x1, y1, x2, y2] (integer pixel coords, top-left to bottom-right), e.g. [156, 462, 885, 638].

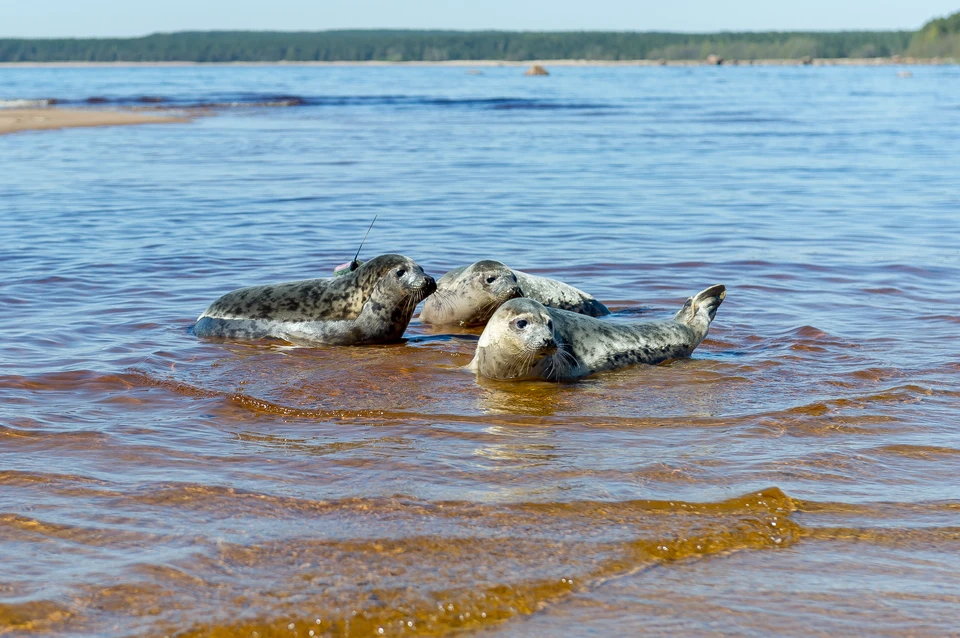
[1, 64, 960, 636]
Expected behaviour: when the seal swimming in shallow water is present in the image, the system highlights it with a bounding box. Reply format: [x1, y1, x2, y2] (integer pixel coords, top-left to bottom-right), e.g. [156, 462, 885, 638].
[420, 260, 609, 326]
[468, 284, 725, 380]
[193, 254, 436, 345]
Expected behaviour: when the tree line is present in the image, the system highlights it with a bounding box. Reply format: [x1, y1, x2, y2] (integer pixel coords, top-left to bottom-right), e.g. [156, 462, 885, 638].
[0, 18, 955, 63]
[907, 10, 960, 58]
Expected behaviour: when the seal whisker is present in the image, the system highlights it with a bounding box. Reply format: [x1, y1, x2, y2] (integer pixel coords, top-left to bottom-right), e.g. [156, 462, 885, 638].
[553, 343, 578, 381]
[543, 354, 556, 382]
[477, 297, 506, 323]
[426, 288, 459, 321]
[521, 345, 540, 379]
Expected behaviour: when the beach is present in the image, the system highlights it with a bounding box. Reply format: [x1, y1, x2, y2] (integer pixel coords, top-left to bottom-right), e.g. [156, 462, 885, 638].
[0, 107, 189, 135]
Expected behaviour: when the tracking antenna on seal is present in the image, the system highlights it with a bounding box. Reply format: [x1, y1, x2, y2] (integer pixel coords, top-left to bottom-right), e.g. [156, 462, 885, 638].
[334, 215, 377, 277]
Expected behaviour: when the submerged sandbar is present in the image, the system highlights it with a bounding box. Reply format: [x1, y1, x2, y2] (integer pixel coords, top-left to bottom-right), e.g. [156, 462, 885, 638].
[0, 107, 189, 135]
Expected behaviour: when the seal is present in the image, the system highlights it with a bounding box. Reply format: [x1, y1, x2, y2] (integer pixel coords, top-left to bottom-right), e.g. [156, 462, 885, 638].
[193, 254, 436, 345]
[420, 260, 609, 326]
[468, 285, 725, 380]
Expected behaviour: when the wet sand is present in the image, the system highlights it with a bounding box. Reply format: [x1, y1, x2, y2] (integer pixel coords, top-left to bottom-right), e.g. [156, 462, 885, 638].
[0, 107, 189, 135]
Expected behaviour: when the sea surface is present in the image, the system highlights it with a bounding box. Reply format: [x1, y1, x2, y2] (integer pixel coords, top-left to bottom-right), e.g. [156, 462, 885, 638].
[2, 64, 960, 637]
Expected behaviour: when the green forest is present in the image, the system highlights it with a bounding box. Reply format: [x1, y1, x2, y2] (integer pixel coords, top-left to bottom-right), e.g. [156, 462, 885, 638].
[907, 10, 960, 57]
[1, 11, 957, 63]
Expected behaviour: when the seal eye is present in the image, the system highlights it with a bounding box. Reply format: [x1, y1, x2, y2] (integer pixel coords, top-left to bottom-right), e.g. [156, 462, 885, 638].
[396, 269, 406, 278]
[486, 276, 497, 284]
[516, 319, 528, 329]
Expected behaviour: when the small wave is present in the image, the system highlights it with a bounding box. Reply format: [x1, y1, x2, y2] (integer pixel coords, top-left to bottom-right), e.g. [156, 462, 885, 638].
[0, 469, 108, 487]
[609, 306, 654, 317]
[0, 98, 57, 109]
[919, 314, 960, 324]
[868, 444, 960, 459]
[11, 93, 613, 112]
[0, 512, 164, 547]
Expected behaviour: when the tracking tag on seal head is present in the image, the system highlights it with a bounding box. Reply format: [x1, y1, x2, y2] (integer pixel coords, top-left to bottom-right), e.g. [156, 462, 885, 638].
[334, 215, 377, 276]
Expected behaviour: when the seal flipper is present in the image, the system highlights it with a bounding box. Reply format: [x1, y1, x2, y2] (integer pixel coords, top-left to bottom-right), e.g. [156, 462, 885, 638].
[674, 284, 725, 337]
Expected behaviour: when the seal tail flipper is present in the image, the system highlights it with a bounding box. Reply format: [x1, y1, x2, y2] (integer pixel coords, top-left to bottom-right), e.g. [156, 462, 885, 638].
[674, 284, 726, 325]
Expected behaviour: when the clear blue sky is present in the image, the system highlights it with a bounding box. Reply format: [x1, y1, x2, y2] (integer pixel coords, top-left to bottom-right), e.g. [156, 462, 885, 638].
[4, 0, 959, 37]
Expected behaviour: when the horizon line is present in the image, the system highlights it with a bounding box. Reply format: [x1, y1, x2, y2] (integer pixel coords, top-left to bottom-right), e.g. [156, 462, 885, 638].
[1, 26, 922, 40]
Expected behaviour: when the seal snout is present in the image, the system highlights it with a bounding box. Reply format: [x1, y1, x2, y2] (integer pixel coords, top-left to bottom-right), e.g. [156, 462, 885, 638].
[409, 273, 437, 304]
[540, 337, 558, 355]
[420, 274, 437, 296]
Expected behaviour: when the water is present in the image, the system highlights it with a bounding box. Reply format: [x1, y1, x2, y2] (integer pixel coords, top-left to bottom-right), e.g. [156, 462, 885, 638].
[2, 64, 960, 636]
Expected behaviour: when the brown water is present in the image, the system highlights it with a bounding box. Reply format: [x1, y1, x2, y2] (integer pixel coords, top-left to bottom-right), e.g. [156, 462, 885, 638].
[2, 65, 960, 636]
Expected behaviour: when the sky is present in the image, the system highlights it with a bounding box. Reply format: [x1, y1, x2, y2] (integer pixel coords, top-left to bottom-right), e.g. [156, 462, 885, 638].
[3, 0, 958, 38]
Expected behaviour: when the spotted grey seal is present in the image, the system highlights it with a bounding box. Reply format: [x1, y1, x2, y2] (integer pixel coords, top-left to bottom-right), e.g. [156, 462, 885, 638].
[193, 254, 436, 345]
[420, 260, 609, 326]
[468, 284, 725, 380]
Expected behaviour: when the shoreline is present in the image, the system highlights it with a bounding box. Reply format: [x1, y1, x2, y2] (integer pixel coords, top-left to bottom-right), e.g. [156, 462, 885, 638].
[0, 56, 953, 68]
[0, 107, 191, 135]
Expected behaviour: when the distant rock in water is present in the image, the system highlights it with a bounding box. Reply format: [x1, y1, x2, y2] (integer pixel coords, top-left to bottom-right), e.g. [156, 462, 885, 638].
[705, 54, 723, 65]
[524, 64, 549, 76]
[466, 69, 484, 75]
[897, 70, 914, 78]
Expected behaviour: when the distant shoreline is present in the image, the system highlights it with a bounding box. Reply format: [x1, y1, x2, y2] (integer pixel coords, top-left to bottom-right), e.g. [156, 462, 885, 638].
[0, 57, 954, 68]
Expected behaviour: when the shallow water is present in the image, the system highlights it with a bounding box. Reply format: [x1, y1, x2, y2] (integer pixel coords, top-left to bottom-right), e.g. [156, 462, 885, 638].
[2, 64, 960, 636]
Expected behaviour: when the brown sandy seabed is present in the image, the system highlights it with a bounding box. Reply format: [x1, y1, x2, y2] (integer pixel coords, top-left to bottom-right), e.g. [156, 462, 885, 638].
[2, 64, 960, 636]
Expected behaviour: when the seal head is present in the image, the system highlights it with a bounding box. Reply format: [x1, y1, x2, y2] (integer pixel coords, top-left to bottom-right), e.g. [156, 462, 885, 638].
[468, 298, 560, 380]
[420, 260, 523, 326]
[347, 258, 438, 342]
[421, 260, 610, 327]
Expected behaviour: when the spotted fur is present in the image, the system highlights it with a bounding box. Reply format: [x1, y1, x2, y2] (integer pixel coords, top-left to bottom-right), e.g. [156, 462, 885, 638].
[193, 254, 436, 345]
[468, 285, 725, 380]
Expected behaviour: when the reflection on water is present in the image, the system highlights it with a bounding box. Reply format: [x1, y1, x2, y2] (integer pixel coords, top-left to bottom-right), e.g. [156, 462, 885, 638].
[1, 64, 960, 636]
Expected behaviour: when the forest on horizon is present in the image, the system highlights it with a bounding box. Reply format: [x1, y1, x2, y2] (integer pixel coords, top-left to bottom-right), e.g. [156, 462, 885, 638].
[1, 11, 957, 62]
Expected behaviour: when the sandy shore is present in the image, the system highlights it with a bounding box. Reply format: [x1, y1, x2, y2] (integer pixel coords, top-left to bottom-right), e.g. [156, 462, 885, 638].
[0, 57, 953, 68]
[0, 108, 190, 135]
